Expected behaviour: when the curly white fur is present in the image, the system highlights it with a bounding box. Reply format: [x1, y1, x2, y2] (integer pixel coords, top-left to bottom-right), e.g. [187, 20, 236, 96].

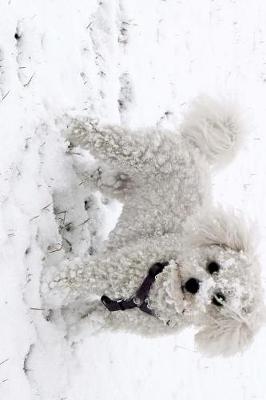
[41, 96, 265, 356]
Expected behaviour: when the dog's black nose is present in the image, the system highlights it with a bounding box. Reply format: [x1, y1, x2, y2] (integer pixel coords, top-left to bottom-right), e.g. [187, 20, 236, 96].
[184, 278, 200, 294]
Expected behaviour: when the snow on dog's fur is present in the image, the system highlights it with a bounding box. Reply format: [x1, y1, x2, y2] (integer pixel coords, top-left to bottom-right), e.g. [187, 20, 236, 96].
[42, 97, 265, 356]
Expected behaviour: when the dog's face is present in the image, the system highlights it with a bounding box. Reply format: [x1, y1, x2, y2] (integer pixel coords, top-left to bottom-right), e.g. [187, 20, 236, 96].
[181, 245, 259, 316]
[179, 209, 265, 356]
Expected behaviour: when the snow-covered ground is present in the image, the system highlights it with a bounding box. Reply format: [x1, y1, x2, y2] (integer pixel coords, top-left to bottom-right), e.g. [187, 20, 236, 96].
[1, 0, 266, 399]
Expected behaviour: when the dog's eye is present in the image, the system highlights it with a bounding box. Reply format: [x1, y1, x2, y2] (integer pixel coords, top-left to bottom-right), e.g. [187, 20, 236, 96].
[212, 292, 226, 306]
[207, 261, 220, 274]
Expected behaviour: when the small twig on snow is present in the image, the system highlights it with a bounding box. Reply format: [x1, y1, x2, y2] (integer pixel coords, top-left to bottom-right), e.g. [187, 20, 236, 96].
[0, 359, 9, 367]
[78, 218, 90, 226]
[86, 21, 93, 29]
[2, 91, 10, 101]
[30, 215, 40, 222]
[23, 73, 35, 87]
[41, 202, 53, 211]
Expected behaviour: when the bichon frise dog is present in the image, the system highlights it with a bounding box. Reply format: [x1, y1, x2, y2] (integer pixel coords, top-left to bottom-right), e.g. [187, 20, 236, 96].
[42, 97, 265, 356]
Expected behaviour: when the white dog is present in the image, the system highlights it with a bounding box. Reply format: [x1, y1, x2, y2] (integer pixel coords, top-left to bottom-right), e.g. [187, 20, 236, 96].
[42, 97, 265, 356]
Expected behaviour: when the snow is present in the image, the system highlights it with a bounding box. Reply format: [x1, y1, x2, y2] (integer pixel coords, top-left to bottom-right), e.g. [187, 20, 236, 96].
[1, 0, 266, 399]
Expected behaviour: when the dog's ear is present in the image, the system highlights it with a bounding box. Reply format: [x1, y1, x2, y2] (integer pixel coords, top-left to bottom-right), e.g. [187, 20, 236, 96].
[195, 313, 260, 356]
[195, 317, 252, 356]
[185, 208, 255, 254]
[195, 300, 266, 356]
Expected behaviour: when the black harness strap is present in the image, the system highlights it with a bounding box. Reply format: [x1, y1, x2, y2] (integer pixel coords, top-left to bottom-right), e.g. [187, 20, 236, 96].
[101, 261, 168, 316]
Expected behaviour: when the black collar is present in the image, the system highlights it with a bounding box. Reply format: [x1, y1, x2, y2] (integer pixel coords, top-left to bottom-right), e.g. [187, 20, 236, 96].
[101, 262, 169, 316]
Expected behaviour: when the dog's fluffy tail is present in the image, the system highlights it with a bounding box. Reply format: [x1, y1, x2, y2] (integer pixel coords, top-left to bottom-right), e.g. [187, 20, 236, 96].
[181, 96, 246, 167]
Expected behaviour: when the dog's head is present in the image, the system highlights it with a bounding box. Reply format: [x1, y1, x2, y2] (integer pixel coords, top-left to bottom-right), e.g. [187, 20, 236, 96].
[180, 208, 265, 356]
